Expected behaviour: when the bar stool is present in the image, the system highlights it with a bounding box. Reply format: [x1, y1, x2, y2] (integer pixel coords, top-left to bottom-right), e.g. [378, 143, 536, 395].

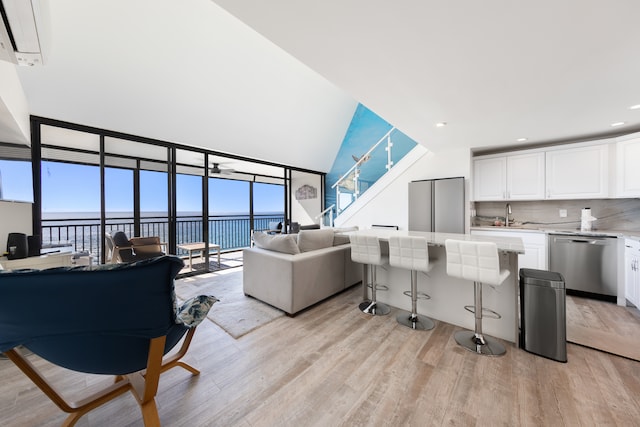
[349, 234, 390, 315]
[444, 239, 510, 356]
[389, 236, 435, 330]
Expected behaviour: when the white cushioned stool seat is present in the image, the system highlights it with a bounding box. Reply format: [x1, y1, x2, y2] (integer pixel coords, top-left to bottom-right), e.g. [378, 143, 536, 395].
[389, 236, 435, 330]
[445, 239, 510, 356]
[349, 234, 390, 316]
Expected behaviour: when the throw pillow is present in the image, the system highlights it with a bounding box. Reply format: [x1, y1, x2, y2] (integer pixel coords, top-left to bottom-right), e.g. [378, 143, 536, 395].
[297, 229, 335, 252]
[176, 295, 219, 327]
[253, 231, 300, 254]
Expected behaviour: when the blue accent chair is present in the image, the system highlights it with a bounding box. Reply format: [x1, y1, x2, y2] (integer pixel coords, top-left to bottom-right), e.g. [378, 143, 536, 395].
[0, 255, 217, 426]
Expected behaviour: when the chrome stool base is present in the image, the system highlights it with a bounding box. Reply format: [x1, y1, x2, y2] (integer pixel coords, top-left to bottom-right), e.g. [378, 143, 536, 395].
[359, 300, 390, 316]
[454, 330, 506, 356]
[358, 299, 372, 314]
[396, 310, 434, 330]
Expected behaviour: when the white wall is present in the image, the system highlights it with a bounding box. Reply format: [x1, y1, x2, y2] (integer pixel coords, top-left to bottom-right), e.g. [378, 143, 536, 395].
[0, 61, 29, 145]
[0, 200, 32, 253]
[336, 146, 471, 230]
[17, 0, 356, 172]
[290, 170, 322, 226]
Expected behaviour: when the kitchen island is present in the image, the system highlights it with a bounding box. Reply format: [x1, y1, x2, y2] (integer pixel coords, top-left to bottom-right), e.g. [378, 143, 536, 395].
[349, 229, 525, 345]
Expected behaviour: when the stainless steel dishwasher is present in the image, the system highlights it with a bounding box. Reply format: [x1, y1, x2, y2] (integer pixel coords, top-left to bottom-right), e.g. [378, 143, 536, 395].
[549, 233, 618, 301]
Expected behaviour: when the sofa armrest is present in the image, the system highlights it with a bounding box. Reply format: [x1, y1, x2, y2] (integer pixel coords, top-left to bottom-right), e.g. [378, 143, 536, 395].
[243, 245, 349, 315]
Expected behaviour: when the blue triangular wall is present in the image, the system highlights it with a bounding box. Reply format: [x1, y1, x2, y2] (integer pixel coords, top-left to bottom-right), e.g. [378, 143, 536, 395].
[325, 104, 417, 211]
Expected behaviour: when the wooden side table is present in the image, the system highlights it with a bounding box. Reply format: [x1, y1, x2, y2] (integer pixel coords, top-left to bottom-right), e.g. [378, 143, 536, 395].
[177, 242, 221, 270]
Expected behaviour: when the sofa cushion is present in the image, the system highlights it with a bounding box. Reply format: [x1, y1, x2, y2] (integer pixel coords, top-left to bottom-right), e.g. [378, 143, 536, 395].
[297, 229, 335, 252]
[253, 231, 300, 254]
[333, 233, 351, 246]
[332, 226, 359, 246]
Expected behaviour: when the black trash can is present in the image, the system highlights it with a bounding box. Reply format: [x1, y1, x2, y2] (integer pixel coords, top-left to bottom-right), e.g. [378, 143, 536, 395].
[519, 268, 567, 362]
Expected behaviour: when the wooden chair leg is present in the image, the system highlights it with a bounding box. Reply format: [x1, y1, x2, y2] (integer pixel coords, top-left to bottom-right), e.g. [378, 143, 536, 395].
[157, 327, 200, 376]
[61, 412, 85, 427]
[140, 399, 161, 427]
[4, 329, 201, 426]
[4, 349, 131, 424]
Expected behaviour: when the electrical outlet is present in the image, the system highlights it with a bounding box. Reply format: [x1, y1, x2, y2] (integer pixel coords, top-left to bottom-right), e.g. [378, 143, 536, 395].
[559, 209, 567, 218]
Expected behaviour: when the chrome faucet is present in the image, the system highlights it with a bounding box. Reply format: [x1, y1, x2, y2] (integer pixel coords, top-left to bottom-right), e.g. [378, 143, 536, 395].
[505, 203, 512, 227]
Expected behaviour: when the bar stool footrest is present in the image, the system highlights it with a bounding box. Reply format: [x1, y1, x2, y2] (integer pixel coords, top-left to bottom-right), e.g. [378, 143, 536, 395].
[368, 284, 389, 291]
[463, 305, 502, 319]
[402, 290, 430, 300]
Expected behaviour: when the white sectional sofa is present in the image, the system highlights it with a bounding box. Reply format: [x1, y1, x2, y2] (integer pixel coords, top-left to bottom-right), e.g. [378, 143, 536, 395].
[243, 228, 362, 315]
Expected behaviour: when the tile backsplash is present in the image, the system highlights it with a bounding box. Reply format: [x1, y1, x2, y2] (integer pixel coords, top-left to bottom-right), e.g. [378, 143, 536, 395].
[472, 199, 640, 231]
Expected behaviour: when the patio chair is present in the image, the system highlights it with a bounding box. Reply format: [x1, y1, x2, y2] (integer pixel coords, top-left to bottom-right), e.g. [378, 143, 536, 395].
[0, 255, 218, 426]
[106, 231, 165, 263]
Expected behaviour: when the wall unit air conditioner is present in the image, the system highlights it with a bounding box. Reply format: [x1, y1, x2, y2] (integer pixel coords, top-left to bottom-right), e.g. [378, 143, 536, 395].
[0, 0, 48, 66]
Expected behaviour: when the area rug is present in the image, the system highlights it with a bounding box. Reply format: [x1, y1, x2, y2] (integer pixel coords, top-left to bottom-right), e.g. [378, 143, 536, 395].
[175, 269, 284, 339]
[566, 295, 640, 361]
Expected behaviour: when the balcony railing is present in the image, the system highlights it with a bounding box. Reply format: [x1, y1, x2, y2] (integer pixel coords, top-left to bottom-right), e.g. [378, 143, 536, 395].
[40, 214, 284, 263]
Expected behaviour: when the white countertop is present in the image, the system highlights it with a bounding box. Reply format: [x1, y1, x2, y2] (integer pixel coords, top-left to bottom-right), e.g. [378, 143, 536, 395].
[350, 229, 525, 254]
[471, 225, 640, 239]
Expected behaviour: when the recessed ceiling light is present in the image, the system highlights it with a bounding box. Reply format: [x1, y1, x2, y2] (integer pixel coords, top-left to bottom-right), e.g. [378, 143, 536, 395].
[516, 138, 528, 142]
[630, 104, 640, 110]
[611, 122, 626, 127]
[435, 122, 447, 127]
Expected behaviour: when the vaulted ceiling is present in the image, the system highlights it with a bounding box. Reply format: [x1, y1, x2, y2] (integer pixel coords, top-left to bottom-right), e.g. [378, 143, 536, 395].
[212, 0, 640, 153]
[14, 0, 356, 172]
[8, 0, 640, 174]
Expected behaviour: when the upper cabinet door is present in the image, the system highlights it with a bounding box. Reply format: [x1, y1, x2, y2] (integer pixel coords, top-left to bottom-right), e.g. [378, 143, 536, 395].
[473, 157, 506, 201]
[506, 152, 545, 200]
[616, 137, 640, 197]
[546, 144, 609, 199]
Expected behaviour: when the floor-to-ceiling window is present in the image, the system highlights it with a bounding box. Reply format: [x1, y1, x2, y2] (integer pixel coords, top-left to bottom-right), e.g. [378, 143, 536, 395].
[39, 123, 102, 254]
[253, 182, 285, 231]
[140, 169, 169, 240]
[30, 116, 324, 275]
[209, 177, 251, 250]
[0, 146, 33, 202]
[0, 143, 35, 255]
[104, 167, 134, 236]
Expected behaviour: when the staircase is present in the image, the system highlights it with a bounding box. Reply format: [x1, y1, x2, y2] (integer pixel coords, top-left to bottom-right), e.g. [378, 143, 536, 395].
[320, 126, 420, 226]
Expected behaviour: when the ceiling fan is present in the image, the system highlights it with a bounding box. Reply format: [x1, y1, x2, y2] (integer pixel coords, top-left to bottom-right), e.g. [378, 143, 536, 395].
[209, 162, 235, 175]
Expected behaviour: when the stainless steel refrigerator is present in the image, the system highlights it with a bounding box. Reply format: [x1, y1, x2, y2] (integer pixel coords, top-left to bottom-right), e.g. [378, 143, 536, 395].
[408, 177, 465, 233]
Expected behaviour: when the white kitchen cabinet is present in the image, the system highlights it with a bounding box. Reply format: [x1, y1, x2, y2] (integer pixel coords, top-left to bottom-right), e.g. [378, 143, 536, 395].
[470, 229, 547, 270]
[473, 152, 544, 201]
[545, 143, 609, 199]
[473, 157, 507, 201]
[616, 137, 640, 197]
[624, 238, 640, 308]
[506, 152, 546, 200]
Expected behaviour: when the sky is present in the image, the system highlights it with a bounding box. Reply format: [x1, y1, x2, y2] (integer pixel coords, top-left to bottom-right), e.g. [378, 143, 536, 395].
[0, 159, 284, 215]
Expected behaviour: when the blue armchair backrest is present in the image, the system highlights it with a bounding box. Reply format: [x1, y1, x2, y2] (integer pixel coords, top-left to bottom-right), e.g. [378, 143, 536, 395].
[0, 255, 185, 374]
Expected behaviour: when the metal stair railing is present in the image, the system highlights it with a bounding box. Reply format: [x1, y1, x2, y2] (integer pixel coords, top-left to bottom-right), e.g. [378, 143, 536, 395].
[314, 204, 335, 228]
[331, 127, 396, 214]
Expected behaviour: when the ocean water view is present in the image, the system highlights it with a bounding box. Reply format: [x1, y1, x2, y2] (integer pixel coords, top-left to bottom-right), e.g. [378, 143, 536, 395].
[41, 211, 285, 262]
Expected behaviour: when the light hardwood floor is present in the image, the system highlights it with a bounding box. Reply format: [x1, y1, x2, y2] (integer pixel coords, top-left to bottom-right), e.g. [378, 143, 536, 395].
[2, 275, 640, 426]
[567, 295, 640, 361]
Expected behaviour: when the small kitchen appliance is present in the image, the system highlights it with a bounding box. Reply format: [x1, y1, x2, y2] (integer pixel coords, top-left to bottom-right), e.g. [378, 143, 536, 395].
[580, 207, 597, 231]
